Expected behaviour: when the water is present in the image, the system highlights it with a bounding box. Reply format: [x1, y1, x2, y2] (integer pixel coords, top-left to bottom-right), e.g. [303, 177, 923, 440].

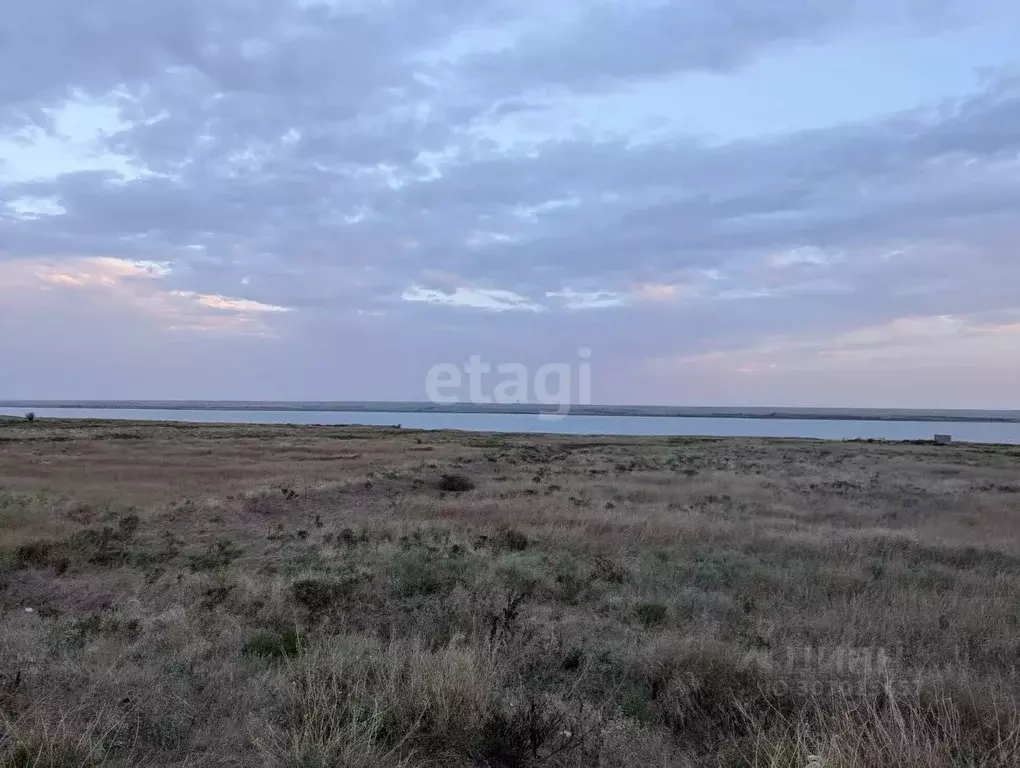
[3, 407, 1020, 444]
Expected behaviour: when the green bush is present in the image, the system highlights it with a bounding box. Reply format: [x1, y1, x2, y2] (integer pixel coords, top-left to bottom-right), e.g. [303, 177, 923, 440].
[242, 629, 301, 660]
[390, 550, 469, 598]
[635, 601, 668, 627]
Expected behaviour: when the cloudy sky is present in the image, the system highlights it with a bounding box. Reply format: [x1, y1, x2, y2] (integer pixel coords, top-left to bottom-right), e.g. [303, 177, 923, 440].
[2, 0, 1019, 407]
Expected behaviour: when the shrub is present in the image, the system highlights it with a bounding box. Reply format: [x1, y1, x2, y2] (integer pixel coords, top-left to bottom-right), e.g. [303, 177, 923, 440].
[117, 513, 141, 539]
[691, 550, 755, 590]
[291, 579, 345, 617]
[618, 681, 657, 723]
[551, 555, 595, 604]
[68, 527, 129, 568]
[202, 575, 234, 608]
[496, 527, 529, 552]
[477, 694, 594, 766]
[336, 526, 370, 546]
[438, 473, 475, 492]
[188, 538, 242, 571]
[594, 555, 628, 584]
[242, 629, 301, 660]
[66, 614, 141, 647]
[636, 602, 669, 628]
[389, 550, 465, 597]
[14, 540, 62, 569]
[24, 412, 35, 422]
[255, 638, 502, 765]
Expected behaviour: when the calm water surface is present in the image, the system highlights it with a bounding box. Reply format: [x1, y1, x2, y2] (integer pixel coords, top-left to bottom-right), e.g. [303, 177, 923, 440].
[3, 408, 1019, 444]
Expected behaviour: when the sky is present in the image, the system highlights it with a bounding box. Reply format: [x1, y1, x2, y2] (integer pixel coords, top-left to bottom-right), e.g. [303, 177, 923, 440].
[2, 0, 1020, 408]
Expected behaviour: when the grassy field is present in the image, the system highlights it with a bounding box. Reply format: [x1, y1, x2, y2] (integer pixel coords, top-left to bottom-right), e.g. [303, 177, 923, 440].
[1, 418, 1019, 766]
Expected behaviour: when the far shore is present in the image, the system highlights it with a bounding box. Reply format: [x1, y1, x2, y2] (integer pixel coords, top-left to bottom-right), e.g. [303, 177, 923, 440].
[2, 400, 1020, 423]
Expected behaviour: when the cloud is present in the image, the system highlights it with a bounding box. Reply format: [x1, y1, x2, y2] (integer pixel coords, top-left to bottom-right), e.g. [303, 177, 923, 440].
[401, 285, 543, 312]
[0, 256, 291, 336]
[169, 291, 291, 314]
[634, 284, 681, 303]
[464, 0, 976, 92]
[767, 247, 838, 269]
[546, 289, 624, 310]
[0, 256, 169, 288]
[6, 196, 67, 219]
[663, 310, 1020, 373]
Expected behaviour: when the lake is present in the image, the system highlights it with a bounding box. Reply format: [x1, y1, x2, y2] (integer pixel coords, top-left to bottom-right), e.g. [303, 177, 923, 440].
[3, 407, 1020, 444]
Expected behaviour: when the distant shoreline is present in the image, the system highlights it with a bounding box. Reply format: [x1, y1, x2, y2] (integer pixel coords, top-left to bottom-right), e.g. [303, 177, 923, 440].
[2, 401, 1019, 423]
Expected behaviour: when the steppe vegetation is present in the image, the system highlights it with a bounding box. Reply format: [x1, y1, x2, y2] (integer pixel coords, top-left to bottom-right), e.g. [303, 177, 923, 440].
[2, 418, 1019, 766]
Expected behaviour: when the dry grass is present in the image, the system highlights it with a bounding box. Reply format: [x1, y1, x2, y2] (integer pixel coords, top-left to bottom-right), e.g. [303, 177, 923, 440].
[1, 418, 1020, 766]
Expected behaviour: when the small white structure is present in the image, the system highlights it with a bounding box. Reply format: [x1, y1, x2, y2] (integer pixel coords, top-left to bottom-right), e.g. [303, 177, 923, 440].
[934, 434, 953, 445]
